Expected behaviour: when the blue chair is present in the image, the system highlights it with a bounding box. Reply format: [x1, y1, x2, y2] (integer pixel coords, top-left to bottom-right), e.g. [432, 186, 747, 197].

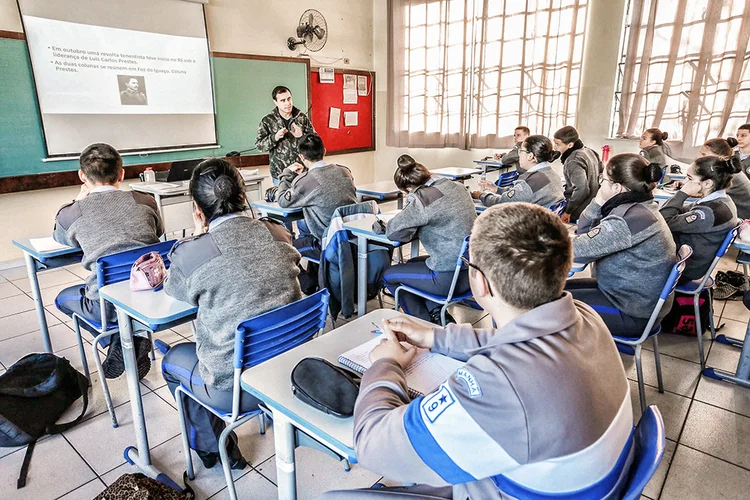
[318, 406, 665, 500]
[497, 170, 518, 188]
[675, 225, 740, 369]
[614, 245, 692, 412]
[393, 236, 471, 326]
[66, 240, 177, 428]
[548, 199, 567, 217]
[175, 289, 330, 500]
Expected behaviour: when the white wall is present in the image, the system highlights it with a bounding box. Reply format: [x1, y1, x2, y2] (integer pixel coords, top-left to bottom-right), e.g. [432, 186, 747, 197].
[0, 0, 375, 264]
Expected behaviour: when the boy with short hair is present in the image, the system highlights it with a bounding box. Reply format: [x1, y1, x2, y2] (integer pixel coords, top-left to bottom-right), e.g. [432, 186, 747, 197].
[327, 203, 633, 499]
[493, 125, 530, 173]
[54, 143, 163, 379]
[554, 125, 602, 224]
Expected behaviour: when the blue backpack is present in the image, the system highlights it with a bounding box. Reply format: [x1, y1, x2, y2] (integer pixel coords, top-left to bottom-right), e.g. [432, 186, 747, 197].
[0, 353, 89, 488]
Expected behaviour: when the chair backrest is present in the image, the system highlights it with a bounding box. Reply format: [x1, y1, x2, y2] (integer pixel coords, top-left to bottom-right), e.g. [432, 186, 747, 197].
[229, 289, 330, 419]
[444, 236, 471, 302]
[697, 224, 741, 289]
[548, 199, 567, 217]
[496, 170, 518, 187]
[621, 406, 666, 500]
[96, 240, 177, 288]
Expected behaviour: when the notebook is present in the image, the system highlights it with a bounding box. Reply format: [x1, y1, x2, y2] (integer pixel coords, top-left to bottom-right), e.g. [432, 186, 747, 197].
[29, 237, 73, 253]
[338, 336, 463, 398]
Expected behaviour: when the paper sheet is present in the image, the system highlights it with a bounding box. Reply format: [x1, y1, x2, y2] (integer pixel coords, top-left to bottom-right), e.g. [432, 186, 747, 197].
[343, 89, 358, 104]
[344, 111, 358, 126]
[343, 74, 356, 89]
[29, 237, 72, 253]
[329, 107, 341, 129]
[319, 66, 335, 83]
[357, 75, 368, 96]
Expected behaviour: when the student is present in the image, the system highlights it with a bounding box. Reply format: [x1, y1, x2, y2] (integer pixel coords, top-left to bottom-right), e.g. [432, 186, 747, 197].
[566, 154, 676, 338]
[54, 143, 163, 379]
[383, 155, 476, 324]
[734, 124, 750, 178]
[472, 135, 564, 209]
[701, 138, 750, 219]
[277, 134, 357, 242]
[639, 127, 671, 167]
[492, 125, 530, 173]
[660, 155, 739, 282]
[553, 125, 602, 223]
[161, 159, 302, 469]
[328, 203, 633, 499]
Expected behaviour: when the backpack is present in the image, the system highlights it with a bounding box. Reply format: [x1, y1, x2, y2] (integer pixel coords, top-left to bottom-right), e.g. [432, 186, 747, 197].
[0, 353, 89, 488]
[714, 270, 747, 300]
[661, 290, 711, 336]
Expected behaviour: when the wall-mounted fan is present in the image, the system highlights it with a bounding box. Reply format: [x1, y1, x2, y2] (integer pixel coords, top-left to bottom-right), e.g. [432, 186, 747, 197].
[287, 9, 328, 52]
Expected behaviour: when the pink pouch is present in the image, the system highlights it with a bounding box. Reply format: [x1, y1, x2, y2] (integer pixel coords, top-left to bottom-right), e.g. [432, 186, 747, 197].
[130, 252, 167, 291]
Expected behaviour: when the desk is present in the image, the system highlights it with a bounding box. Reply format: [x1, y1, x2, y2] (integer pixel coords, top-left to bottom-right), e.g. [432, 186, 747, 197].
[12, 238, 83, 352]
[249, 201, 305, 222]
[430, 167, 482, 183]
[131, 171, 266, 234]
[343, 212, 419, 317]
[241, 309, 426, 500]
[356, 181, 404, 209]
[473, 158, 511, 179]
[99, 281, 197, 486]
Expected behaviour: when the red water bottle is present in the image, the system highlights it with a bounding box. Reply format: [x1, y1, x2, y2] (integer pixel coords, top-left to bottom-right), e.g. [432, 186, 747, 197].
[601, 145, 611, 164]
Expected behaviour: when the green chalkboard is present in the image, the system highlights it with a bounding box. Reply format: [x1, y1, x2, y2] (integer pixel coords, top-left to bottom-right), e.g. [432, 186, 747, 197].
[0, 37, 309, 179]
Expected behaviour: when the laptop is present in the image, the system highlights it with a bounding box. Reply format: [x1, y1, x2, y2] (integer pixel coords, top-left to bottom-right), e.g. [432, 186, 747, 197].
[165, 159, 203, 182]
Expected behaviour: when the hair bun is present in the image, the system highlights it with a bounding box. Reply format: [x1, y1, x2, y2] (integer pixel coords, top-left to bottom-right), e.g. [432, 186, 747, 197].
[549, 150, 562, 162]
[661, 131, 669, 141]
[213, 175, 235, 201]
[727, 137, 739, 148]
[397, 154, 417, 169]
[645, 162, 663, 183]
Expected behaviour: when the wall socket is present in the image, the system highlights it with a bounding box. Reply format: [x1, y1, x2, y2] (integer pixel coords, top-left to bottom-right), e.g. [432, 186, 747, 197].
[343, 58, 350, 64]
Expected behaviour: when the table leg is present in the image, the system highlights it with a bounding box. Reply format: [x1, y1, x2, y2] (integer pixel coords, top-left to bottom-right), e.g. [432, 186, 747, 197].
[357, 235, 368, 317]
[737, 334, 750, 381]
[116, 307, 151, 465]
[154, 194, 166, 242]
[257, 181, 263, 203]
[397, 194, 403, 210]
[411, 238, 420, 259]
[25, 253, 52, 353]
[273, 412, 297, 500]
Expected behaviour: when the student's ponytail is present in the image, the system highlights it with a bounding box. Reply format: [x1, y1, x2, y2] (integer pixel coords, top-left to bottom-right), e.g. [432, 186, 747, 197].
[606, 153, 658, 196]
[727, 137, 739, 149]
[693, 155, 735, 192]
[524, 135, 559, 164]
[190, 159, 246, 222]
[644, 162, 663, 184]
[645, 128, 668, 146]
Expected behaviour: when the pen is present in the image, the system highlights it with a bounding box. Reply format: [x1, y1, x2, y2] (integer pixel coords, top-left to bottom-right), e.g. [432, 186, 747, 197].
[371, 321, 383, 334]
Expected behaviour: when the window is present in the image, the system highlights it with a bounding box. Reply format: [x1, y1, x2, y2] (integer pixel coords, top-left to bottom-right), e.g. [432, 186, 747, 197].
[387, 0, 589, 149]
[612, 0, 750, 148]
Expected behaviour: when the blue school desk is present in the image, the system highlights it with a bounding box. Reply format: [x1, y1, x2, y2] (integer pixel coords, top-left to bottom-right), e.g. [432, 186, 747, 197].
[249, 200, 304, 221]
[12, 238, 83, 352]
[356, 181, 404, 209]
[431, 167, 482, 184]
[98, 281, 197, 488]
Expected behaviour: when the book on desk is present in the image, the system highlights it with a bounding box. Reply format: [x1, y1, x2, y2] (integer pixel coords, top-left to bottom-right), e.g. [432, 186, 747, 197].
[338, 336, 463, 398]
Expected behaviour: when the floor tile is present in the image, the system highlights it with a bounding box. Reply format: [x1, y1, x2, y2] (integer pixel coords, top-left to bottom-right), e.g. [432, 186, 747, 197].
[680, 400, 750, 469]
[0, 434, 96, 500]
[0, 294, 36, 318]
[448, 303, 486, 325]
[0, 323, 77, 367]
[661, 444, 750, 500]
[705, 339, 744, 374]
[154, 385, 177, 409]
[57, 370, 148, 425]
[63, 264, 90, 280]
[0, 281, 22, 300]
[12, 269, 82, 294]
[170, 321, 196, 337]
[209, 468, 278, 500]
[0, 308, 61, 342]
[644, 333, 706, 365]
[642, 438, 676, 499]
[620, 351, 702, 398]
[720, 299, 750, 323]
[0, 266, 30, 281]
[256, 446, 382, 498]
[140, 355, 167, 391]
[629, 380, 690, 442]
[694, 376, 750, 418]
[56, 478, 107, 500]
[63, 392, 182, 475]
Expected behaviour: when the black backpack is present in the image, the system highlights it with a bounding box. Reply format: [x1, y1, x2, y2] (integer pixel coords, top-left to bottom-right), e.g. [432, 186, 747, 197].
[0, 353, 89, 488]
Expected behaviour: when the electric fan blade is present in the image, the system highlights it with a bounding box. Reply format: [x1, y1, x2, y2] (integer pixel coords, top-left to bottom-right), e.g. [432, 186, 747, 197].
[313, 26, 325, 40]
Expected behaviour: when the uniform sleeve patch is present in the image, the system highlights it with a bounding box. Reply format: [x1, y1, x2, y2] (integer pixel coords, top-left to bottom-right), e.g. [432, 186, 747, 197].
[507, 189, 515, 199]
[284, 191, 292, 201]
[686, 214, 698, 223]
[421, 384, 455, 423]
[587, 227, 601, 238]
[455, 368, 482, 398]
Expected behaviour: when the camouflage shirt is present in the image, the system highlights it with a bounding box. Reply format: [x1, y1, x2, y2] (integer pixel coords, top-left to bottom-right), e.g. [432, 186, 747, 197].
[255, 106, 315, 180]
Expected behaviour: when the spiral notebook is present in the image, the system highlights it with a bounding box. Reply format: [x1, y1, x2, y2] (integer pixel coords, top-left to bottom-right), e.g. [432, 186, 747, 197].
[338, 336, 463, 398]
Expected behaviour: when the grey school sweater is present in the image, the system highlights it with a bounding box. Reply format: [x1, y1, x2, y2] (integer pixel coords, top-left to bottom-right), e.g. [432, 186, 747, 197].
[386, 177, 476, 272]
[727, 171, 750, 219]
[574, 199, 676, 320]
[640, 144, 668, 167]
[660, 190, 738, 282]
[563, 147, 601, 221]
[278, 162, 357, 240]
[164, 215, 302, 391]
[53, 189, 163, 300]
[480, 162, 564, 208]
[736, 149, 750, 180]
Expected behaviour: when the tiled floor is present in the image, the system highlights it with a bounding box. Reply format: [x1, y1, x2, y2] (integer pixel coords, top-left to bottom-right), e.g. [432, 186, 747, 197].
[1, 251, 749, 499]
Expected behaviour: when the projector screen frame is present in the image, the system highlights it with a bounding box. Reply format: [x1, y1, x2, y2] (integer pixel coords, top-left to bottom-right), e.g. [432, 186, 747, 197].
[16, 0, 219, 159]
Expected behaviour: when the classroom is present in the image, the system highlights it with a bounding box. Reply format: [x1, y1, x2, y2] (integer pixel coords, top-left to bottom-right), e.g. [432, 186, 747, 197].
[1, 0, 749, 499]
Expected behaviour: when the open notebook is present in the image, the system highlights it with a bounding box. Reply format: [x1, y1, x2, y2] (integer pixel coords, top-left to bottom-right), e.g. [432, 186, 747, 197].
[338, 336, 463, 398]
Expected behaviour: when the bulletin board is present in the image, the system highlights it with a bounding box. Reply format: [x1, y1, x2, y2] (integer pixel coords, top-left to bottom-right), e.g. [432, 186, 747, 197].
[310, 67, 375, 155]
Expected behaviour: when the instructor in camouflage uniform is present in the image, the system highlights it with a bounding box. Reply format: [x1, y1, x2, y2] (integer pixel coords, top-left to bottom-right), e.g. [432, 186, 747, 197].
[255, 86, 316, 183]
